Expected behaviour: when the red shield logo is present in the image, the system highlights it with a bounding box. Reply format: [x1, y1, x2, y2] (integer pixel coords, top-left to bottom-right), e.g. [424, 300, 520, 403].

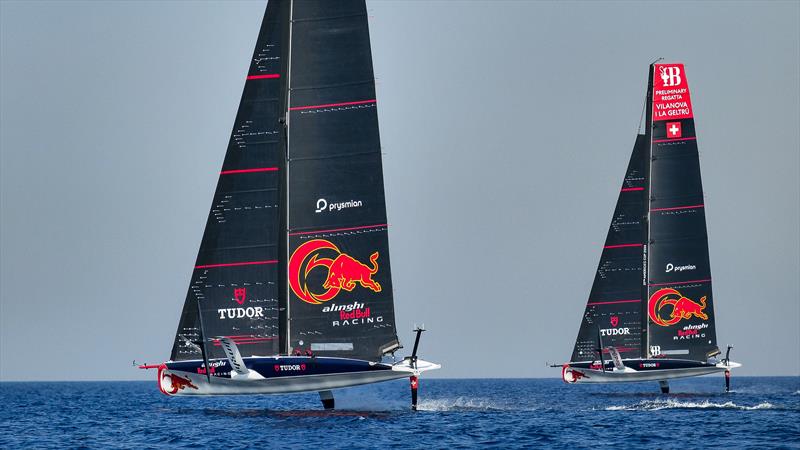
[610, 316, 619, 327]
[233, 288, 246, 305]
[666, 122, 682, 138]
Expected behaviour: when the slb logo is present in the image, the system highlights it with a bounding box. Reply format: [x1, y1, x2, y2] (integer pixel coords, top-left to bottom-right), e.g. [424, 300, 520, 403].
[659, 66, 682, 87]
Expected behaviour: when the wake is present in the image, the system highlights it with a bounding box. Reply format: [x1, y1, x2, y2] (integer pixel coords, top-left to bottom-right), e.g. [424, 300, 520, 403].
[605, 399, 774, 411]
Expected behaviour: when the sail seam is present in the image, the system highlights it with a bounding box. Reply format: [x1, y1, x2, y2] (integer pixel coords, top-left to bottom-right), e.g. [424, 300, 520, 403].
[650, 204, 704, 212]
[290, 79, 374, 91]
[291, 12, 366, 23]
[649, 278, 711, 287]
[220, 167, 279, 175]
[288, 150, 379, 162]
[288, 223, 387, 236]
[195, 260, 279, 269]
[289, 99, 376, 111]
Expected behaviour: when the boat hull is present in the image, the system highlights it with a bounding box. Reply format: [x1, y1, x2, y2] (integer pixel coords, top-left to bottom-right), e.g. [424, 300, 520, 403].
[157, 356, 438, 396]
[562, 359, 740, 384]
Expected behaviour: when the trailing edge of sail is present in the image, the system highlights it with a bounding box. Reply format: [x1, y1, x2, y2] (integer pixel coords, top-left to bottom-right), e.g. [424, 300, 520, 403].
[285, 0, 399, 361]
[571, 63, 717, 364]
[646, 63, 716, 361]
[170, 1, 290, 361]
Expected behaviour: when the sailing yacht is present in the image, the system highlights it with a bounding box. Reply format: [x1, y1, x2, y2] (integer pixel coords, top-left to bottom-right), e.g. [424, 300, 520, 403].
[140, 0, 439, 409]
[560, 62, 740, 393]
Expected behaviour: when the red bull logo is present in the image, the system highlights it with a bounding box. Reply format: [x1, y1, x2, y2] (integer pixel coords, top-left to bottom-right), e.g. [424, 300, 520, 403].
[648, 288, 708, 327]
[159, 370, 198, 395]
[288, 239, 381, 305]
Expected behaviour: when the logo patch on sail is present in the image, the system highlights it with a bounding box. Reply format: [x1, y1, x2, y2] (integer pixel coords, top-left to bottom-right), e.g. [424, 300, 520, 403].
[233, 288, 247, 305]
[648, 288, 708, 327]
[288, 239, 381, 305]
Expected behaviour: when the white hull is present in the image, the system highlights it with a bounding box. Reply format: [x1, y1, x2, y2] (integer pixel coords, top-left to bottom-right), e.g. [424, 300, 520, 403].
[159, 358, 439, 396]
[562, 361, 741, 384]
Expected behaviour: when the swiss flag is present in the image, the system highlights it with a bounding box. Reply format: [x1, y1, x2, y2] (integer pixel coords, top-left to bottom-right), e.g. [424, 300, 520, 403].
[666, 122, 682, 139]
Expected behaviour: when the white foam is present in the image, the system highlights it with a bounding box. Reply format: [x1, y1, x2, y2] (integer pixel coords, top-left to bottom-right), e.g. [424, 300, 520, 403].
[416, 396, 524, 412]
[605, 399, 774, 411]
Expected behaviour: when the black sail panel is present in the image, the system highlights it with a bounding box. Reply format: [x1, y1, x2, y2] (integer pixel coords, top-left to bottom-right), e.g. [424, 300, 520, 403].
[571, 135, 647, 362]
[646, 63, 717, 361]
[170, 1, 289, 361]
[285, 0, 398, 361]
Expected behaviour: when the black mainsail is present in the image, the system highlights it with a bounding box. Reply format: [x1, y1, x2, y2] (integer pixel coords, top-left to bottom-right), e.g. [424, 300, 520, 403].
[646, 63, 716, 361]
[286, 1, 399, 361]
[170, 0, 398, 364]
[568, 63, 730, 381]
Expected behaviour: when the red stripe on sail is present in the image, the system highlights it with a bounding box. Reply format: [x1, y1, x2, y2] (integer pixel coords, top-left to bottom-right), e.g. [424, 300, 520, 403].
[603, 243, 643, 249]
[586, 299, 641, 306]
[289, 99, 376, 111]
[289, 223, 387, 236]
[247, 74, 280, 80]
[653, 137, 697, 143]
[651, 204, 704, 212]
[195, 260, 278, 269]
[220, 167, 279, 175]
[621, 187, 644, 192]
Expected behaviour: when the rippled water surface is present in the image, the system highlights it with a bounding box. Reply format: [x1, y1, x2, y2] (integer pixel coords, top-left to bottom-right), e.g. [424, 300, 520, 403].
[1, 377, 798, 448]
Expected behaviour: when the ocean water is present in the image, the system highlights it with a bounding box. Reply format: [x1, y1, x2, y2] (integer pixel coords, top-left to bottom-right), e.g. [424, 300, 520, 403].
[1, 377, 798, 449]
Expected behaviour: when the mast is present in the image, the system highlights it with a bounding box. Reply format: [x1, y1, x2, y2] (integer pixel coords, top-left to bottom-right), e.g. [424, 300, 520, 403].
[642, 64, 655, 359]
[284, 0, 294, 356]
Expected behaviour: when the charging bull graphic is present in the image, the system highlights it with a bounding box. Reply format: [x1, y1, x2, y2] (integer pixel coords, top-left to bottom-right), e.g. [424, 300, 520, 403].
[159, 368, 198, 395]
[289, 239, 381, 305]
[648, 288, 708, 327]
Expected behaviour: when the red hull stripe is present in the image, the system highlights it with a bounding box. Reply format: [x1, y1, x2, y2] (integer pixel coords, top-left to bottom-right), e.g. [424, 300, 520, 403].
[620, 187, 645, 192]
[587, 299, 641, 306]
[289, 99, 376, 111]
[220, 167, 279, 175]
[649, 278, 712, 287]
[195, 260, 278, 269]
[603, 243, 643, 249]
[247, 74, 280, 80]
[653, 136, 697, 143]
[651, 204, 705, 212]
[288, 223, 387, 236]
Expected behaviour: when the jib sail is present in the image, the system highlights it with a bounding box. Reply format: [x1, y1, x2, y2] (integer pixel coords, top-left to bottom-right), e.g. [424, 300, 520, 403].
[170, 1, 290, 361]
[285, 0, 399, 361]
[646, 63, 717, 361]
[170, 0, 398, 363]
[570, 135, 648, 363]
